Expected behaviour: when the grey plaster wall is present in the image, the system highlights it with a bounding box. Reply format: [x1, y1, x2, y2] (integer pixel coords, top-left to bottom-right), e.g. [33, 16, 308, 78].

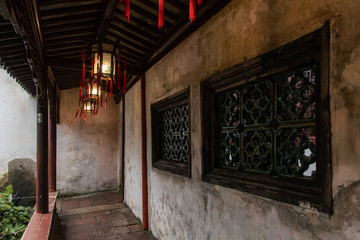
[123, 82, 143, 220]
[57, 88, 120, 195]
[0, 68, 36, 190]
[122, 0, 360, 239]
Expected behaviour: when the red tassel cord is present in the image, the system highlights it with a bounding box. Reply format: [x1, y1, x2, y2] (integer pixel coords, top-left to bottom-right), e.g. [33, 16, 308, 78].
[82, 47, 85, 88]
[124, 54, 127, 94]
[75, 109, 79, 118]
[80, 107, 83, 118]
[97, 63, 100, 92]
[75, 86, 82, 118]
[124, 0, 130, 21]
[84, 110, 86, 120]
[197, 0, 203, 6]
[117, 49, 121, 90]
[110, 80, 113, 97]
[158, 0, 163, 30]
[189, 0, 196, 22]
[101, 90, 103, 107]
[105, 92, 108, 109]
[120, 0, 123, 2]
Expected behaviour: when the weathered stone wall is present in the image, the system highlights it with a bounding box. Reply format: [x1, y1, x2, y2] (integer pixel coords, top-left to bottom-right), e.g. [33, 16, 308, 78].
[0, 68, 36, 191]
[123, 82, 143, 220]
[122, 0, 360, 239]
[57, 88, 120, 195]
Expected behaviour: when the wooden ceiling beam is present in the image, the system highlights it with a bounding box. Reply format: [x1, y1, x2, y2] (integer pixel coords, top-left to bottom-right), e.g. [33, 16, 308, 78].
[96, 0, 117, 41]
[107, 27, 153, 52]
[46, 43, 86, 53]
[109, 20, 158, 42]
[0, 32, 21, 41]
[43, 28, 95, 41]
[0, 38, 23, 47]
[41, 4, 102, 20]
[0, 25, 15, 33]
[45, 35, 93, 47]
[40, 0, 101, 11]
[0, 45, 25, 53]
[42, 13, 100, 28]
[113, 12, 163, 39]
[43, 21, 98, 35]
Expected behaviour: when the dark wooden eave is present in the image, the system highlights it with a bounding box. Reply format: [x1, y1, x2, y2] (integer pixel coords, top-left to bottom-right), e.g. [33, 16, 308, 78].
[0, 0, 230, 94]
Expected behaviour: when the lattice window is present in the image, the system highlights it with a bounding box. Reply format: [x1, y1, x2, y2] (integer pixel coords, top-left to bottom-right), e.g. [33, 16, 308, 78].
[202, 25, 331, 213]
[216, 66, 317, 178]
[159, 104, 189, 163]
[152, 89, 191, 177]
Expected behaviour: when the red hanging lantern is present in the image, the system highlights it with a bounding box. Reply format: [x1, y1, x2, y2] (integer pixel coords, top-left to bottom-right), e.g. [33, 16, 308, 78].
[189, 0, 196, 22]
[158, 0, 164, 30]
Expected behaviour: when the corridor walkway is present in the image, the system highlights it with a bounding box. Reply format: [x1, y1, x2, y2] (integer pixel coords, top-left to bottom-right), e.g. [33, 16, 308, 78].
[51, 192, 155, 240]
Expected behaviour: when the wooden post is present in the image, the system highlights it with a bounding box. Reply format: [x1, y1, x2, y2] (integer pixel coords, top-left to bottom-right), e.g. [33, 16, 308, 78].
[36, 72, 49, 213]
[48, 86, 56, 192]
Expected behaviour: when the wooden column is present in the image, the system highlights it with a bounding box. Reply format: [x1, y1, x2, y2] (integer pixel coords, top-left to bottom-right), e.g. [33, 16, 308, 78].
[36, 71, 49, 213]
[141, 74, 148, 230]
[48, 86, 56, 192]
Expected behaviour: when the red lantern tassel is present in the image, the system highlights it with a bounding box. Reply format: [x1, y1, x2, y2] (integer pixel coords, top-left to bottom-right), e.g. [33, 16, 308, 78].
[124, 0, 130, 21]
[97, 63, 100, 91]
[84, 111, 86, 120]
[124, 53, 127, 94]
[80, 107, 83, 118]
[110, 80, 113, 97]
[105, 93, 108, 109]
[101, 91, 103, 107]
[82, 47, 85, 88]
[158, 0, 163, 30]
[189, 0, 195, 22]
[75, 85, 82, 118]
[197, 0, 203, 6]
[120, 0, 123, 2]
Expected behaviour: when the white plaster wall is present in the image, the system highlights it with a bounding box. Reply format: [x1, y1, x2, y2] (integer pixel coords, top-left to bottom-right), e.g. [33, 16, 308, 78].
[123, 82, 143, 220]
[0, 68, 36, 177]
[127, 0, 360, 239]
[57, 88, 120, 195]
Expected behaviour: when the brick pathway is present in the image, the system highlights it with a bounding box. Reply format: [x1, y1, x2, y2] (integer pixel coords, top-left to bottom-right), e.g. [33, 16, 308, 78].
[51, 192, 155, 240]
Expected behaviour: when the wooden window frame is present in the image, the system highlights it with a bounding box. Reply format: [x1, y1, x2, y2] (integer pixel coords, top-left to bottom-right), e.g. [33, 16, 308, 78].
[201, 24, 332, 213]
[151, 88, 191, 177]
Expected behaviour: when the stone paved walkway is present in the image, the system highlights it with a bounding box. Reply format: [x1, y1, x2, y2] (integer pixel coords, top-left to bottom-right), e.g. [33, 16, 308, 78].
[51, 192, 155, 240]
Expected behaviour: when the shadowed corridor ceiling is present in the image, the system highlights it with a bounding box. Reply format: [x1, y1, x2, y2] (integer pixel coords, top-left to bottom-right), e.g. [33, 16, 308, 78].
[0, 0, 229, 95]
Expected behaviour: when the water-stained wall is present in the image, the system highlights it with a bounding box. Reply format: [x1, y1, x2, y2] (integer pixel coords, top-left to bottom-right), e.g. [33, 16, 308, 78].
[0, 68, 36, 191]
[123, 82, 143, 220]
[123, 0, 360, 239]
[57, 88, 120, 195]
